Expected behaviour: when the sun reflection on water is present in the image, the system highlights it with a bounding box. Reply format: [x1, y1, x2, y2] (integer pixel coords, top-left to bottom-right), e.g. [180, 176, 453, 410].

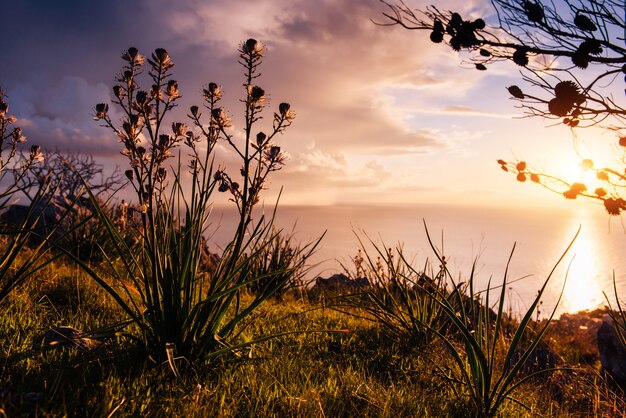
[559, 216, 606, 313]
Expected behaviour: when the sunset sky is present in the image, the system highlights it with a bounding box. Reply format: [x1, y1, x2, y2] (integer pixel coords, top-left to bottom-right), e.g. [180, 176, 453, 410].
[1, 0, 617, 210]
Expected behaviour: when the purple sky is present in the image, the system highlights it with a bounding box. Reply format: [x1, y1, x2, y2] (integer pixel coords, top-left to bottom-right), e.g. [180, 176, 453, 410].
[1, 0, 613, 209]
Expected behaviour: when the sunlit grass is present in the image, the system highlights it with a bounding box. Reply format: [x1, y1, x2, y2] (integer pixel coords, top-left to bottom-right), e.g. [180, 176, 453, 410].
[1, 264, 624, 417]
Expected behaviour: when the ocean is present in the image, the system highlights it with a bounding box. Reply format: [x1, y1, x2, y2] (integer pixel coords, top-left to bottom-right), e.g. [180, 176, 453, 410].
[207, 203, 626, 317]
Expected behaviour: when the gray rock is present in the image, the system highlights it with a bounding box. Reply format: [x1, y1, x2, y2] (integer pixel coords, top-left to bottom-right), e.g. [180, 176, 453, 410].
[33, 326, 101, 351]
[597, 315, 626, 386]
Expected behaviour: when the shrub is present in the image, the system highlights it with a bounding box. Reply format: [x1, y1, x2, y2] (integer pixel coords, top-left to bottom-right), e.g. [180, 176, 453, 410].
[0, 88, 61, 304]
[74, 40, 313, 363]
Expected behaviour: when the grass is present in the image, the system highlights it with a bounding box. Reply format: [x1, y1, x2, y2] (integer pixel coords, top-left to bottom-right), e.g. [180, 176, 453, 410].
[1, 259, 625, 417]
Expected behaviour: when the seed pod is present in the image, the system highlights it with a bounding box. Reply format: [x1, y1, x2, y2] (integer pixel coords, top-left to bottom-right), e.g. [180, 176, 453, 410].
[513, 49, 529, 66]
[574, 13, 597, 32]
[524, 1, 544, 22]
[279, 103, 291, 115]
[548, 98, 573, 117]
[507, 86, 525, 99]
[430, 30, 444, 43]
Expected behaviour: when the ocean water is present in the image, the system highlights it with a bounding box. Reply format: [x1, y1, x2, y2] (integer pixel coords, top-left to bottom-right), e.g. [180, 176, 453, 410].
[207, 203, 626, 316]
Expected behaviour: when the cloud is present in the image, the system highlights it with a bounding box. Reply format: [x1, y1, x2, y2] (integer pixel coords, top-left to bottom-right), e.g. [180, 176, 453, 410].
[2, 0, 532, 207]
[8, 76, 120, 155]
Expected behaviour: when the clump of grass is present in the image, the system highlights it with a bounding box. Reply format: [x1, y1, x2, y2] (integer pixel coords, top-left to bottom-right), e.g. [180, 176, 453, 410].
[246, 227, 322, 300]
[347, 235, 448, 347]
[416, 223, 579, 417]
[347, 223, 582, 417]
[0, 88, 66, 305]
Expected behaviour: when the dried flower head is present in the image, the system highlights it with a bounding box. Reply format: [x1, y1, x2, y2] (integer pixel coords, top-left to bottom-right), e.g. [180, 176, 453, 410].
[554, 81, 582, 103]
[604, 198, 625, 215]
[512, 48, 529, 66]
[125, 169, 134, 180]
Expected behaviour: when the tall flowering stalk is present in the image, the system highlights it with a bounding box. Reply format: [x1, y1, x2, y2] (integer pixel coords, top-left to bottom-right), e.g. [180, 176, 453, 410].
[87, 40, 304, 361]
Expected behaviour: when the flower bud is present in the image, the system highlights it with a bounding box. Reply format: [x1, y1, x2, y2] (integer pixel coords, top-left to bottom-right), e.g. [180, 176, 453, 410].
[279, 103, 290, 115]
[136, 91, 148, 104]
[122, 47, 139, 62]
[0, 101, 8, 118]
[190, 105, 199, 116]
[203, 83, 222, 100]
[172, 122, 187, 136]
[166, 80, 179, 98]
[94, 103, 109, 120]
[249, 85, 265, 103]
[125, 170, 134, 180]
[152, 48, 171, 65]
[241, 38, 264, 56]
[158, 134, 170, 148]
[256, 132, 267, 147]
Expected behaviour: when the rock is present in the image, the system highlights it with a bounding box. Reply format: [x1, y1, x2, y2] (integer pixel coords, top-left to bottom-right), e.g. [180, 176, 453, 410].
[509, 347, 557, 375]
[33, 326, 102, 351]
[313, 273, 370, 292]
[597, 315, 626, 386]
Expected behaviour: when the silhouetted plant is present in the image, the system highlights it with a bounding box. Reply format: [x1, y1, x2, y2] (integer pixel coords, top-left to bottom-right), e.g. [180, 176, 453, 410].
[417, 223, 578, 417]
[379, 0, 626, 215]
[76, 40, 307, 363]
[11, 151, 126, 259]
[0, 88, 62, 304]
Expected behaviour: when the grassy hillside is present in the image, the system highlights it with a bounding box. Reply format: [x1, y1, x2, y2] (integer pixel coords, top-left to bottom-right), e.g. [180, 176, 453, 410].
[1, 261, 623, 417]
